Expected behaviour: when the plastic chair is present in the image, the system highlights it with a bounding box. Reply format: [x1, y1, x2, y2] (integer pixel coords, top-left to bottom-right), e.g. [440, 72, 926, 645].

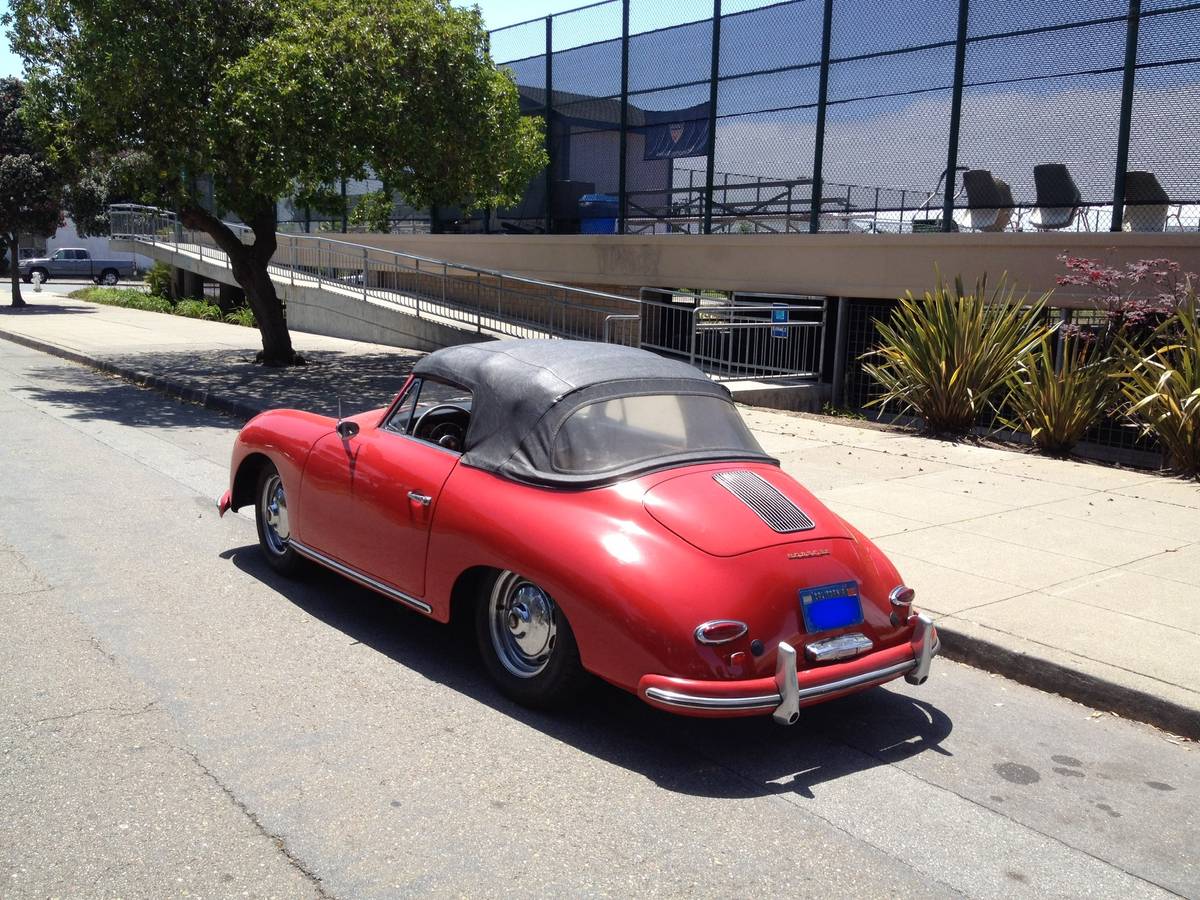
[1029, 164, 1081, 230]
[962, 170, 1013, 232]
[1122, 171, 1169, 232]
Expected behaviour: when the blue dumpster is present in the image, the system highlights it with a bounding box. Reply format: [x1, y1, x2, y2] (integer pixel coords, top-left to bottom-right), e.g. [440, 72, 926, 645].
[579, 193, 619, 234]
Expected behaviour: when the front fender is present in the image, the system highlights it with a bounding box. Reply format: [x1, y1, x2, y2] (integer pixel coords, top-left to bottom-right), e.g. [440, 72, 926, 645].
[224, 409, 337, 524]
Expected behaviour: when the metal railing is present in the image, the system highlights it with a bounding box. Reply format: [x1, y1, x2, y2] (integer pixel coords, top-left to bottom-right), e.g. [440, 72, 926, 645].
[639, 289, 826, 381]
[108, 205, 828, 381]
[108, 204, 642, 345]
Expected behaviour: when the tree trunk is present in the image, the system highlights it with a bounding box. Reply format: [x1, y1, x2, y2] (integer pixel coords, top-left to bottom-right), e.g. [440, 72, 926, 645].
[179, 204, 298, 366]
[8, 236, 25, 307]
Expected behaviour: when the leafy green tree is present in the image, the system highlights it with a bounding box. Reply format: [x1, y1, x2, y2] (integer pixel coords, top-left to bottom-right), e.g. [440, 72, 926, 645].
[7, 0, 545, 364]
[349, 190, 395, 233]
[0, 77, 64, 307]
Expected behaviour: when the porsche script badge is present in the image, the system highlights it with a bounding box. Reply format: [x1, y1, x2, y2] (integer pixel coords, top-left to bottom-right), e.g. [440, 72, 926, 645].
[788, 549, 830, 560]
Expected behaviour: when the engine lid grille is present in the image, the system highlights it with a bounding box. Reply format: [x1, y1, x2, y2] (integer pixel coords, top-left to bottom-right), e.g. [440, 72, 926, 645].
[712, 470, 815, 533]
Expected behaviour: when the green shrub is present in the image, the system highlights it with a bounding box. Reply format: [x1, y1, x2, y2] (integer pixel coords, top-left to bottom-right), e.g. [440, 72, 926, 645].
[144, 261, 174, 299]
[863, 274, 1053, 433]
[173, 298, 224, 321]
[74, 286, 173, 314]
[1003, 334, 1121, 455]
[224, 306, 256, 327]
[1120, 289, 1200, 475]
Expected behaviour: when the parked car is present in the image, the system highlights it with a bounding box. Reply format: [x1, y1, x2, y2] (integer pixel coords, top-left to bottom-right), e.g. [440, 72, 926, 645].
[218, 341, 938, 724]
[19, 248, 137, 285]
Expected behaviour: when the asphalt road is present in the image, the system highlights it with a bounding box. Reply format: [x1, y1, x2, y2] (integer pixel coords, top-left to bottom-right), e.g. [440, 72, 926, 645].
[0, 339, 1196, 899]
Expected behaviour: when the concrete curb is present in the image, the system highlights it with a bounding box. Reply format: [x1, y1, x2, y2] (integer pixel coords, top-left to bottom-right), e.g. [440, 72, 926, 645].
[2, 325, 1196, 740]
[935, 624, 1198, 740]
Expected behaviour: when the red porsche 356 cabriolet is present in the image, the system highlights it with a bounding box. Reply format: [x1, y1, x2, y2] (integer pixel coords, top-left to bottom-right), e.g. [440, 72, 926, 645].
[219, 340, 937, 724]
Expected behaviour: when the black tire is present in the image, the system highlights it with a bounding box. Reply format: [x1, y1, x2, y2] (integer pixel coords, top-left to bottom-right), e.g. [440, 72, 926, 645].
[254, 462, 306, 576]
[31, 268, 48, 284]
[99, 269, 119, 286]
[475, 570, 588, 709]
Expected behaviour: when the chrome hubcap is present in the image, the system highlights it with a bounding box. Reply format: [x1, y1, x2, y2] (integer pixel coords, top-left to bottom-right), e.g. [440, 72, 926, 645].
[489, 572, 557, 678]
[261, 473, 290, 554]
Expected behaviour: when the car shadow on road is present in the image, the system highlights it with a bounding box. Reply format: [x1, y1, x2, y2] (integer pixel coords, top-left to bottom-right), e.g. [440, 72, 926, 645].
[223, 543, 954, 801]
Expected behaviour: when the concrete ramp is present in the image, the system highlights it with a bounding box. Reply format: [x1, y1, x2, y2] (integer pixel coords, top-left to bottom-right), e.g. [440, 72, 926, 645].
[112, 236, 491, 352]
[109, 204, 642, 355]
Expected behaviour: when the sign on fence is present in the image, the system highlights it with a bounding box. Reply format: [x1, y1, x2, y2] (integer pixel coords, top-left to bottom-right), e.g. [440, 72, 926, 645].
[771, 303, 788, 339]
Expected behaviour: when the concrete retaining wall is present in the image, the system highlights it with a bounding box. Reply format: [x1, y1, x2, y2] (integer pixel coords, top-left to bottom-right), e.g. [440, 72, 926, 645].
[341, 230, 1200, 307]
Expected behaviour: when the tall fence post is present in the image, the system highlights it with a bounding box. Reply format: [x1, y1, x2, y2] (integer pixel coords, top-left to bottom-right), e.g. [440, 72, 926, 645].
[1111, 0, 1141, 232]
[809, 0, 834, 233]
[544, 15, 555, 235]
[831, 297, 849, 406]
[941, 0, 970, 231]
[702, 0, 722, 234]
[617, 0, 630, 234]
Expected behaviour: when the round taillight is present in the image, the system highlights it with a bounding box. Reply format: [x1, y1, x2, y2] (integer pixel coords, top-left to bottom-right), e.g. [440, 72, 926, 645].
[889, 586, 915, 608]
[694, 620, 749, 645]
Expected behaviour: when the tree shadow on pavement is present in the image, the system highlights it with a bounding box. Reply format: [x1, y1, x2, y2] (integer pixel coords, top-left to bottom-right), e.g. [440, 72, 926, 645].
[11, 363, 244, 431]
[222, 543, 954, 801]
[13, 349, 421, 427]
[0, 302, 97, 315]
[94, 348, 420, 418]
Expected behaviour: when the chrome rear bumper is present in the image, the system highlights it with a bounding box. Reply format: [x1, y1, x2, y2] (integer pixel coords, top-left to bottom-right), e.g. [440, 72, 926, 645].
[642, 614, 939, 725]
[772, 613, 937, 724]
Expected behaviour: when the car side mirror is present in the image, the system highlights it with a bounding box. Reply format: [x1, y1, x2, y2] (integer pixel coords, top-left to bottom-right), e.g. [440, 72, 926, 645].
[336, 420, 359, 440]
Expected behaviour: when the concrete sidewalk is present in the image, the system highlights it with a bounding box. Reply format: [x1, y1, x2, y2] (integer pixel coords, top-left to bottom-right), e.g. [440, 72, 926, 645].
[3, 297, 1198, 738]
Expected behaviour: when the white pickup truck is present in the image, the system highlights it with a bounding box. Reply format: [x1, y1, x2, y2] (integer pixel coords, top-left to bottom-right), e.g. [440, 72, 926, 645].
[19, 248, 137, 285]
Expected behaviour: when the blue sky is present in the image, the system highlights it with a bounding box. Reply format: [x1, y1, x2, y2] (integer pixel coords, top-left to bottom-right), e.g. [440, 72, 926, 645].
[0, 0, 575, 78]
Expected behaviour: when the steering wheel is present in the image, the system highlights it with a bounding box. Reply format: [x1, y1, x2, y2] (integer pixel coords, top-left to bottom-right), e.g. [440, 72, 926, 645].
[413, 404, 469, 451]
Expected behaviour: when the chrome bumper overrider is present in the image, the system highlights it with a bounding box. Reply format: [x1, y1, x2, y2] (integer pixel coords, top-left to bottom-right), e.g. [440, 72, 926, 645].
[643, 613, 939, 725]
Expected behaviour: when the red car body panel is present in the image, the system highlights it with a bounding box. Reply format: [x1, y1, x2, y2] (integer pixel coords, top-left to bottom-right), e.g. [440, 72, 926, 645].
[223, 381, 937, 720]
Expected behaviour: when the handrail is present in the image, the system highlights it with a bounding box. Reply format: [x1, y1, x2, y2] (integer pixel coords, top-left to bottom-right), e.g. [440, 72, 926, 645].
[108, 203, 636, 307]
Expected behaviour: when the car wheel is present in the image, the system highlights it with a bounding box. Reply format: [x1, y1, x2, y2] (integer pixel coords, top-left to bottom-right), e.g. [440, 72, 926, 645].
[31, 268, 48, 283]
[254, 462, 305, 576]
[476, 570, 587, 709]
[100, 269, 119, 285]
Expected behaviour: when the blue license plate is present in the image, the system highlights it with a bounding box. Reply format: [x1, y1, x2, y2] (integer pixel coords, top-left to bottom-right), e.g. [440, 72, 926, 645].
[799, 581, 864, 633]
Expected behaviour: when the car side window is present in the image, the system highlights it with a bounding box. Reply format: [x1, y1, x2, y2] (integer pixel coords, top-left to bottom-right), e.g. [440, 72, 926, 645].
[383, 379, 422, 435]
[52, 250, 66, 260]
[383, 377, 472, 453]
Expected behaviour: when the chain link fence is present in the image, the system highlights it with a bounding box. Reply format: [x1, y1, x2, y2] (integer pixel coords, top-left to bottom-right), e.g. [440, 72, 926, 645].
[486, 0, 1199, 236]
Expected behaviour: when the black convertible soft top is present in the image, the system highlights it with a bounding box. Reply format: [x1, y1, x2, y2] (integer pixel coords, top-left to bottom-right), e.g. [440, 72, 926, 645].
[412, 340, 774, 487]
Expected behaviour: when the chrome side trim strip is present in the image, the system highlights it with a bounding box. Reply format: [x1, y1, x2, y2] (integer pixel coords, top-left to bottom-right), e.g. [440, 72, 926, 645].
[644, 687, 781, 711]
[289, 539, 433, 615]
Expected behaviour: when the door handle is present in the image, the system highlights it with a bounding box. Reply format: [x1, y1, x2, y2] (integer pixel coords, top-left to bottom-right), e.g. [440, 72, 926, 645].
[407, 491, 432, 507]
